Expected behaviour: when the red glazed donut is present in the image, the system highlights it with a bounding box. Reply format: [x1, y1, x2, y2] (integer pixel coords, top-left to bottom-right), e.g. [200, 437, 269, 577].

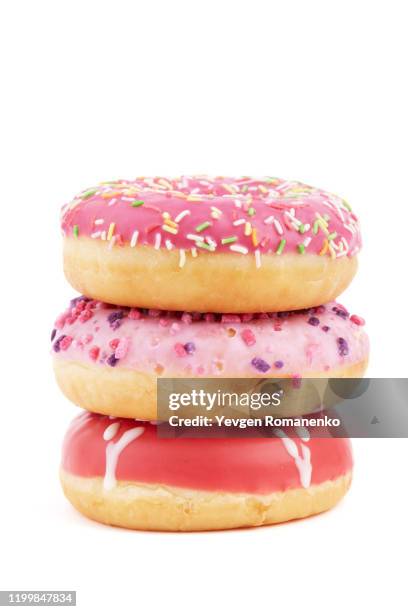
[61, 176, 361, 313]
[52, 297, 369, 420]
[60, 412, 353, 531]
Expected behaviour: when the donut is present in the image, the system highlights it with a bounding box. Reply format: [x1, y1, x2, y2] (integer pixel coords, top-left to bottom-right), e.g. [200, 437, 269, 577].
[61, 176, 361, 313]
[52, 297, 369, 420]
[60, 412, 353, 531]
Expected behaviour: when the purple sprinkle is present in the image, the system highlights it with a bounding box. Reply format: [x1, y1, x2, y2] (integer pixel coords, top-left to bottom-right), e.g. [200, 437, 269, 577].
[53, 334, 66, 353]
[332, 306, 348, 319]
[274, 360, 284, 369]
[308, 316, 320, 326]
[184, 342, 196, 354]
[107, 353, 119, 367]
[322, 325, 330, 332]
[251, 357, 271, 373]
[337, 337, 349, 356]
[107, 310, 125, 330]
[51, 329, 57, 342]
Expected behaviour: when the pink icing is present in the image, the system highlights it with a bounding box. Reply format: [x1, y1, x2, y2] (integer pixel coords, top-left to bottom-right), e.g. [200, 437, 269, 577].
[61, 412, 353, 494]
[61, 176, 361, 259]
[52, 298, 369, 376]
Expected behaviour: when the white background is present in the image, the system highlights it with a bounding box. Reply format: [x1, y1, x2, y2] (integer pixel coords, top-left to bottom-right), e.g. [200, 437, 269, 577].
[1, 1, 407, 610]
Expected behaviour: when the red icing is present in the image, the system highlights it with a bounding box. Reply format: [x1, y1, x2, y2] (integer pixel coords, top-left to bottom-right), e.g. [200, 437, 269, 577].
[61, 176, 361, 258]
[62, 412, 353, 494]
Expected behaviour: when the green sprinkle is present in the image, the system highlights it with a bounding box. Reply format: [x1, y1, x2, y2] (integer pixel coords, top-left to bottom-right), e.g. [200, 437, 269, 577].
[276, 238, 286, 255]
[313, 220, 320, 235]
[241, 185, 249, 193]
[195, 221, 212, 233]
[248, 207, 256, 216]
[297, 243, 305, 254]
[196, 240, 214, 251]
[82, 189, 97, 199]
[221, 236, 238, 245]
[328, 231, 337, 241]
[73, 225, 79, 238]
[131, 200, 144, 207]
[299, 223, 306, 234]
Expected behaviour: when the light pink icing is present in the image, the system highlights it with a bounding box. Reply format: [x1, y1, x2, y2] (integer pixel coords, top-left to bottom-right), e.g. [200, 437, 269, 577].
[61, 176, 361, 260]
[52, 298, 369, 376]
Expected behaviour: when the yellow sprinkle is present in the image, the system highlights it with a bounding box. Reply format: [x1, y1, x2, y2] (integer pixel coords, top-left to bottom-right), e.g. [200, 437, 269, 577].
[163, 218, 178, 229]
[186, 195, 204, 202]
[107, 222, 115, 241]
[162, 225, 178, 235]
[222, 183, 236, 194]
[102, 191, 120, 199]
[258, 185, 268, 193]
[244, 222, 252, 236]
[211, 206, 222, 215]
[162, 212, 171, 220]
[158, 178, 173, 190]
[251, 228, 259, 247]
[319, 239, 329, 256]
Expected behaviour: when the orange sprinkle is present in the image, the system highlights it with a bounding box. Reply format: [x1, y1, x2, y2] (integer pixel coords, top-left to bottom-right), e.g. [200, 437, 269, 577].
[319, 239, 329, 256]
[251, 228, 259, 247]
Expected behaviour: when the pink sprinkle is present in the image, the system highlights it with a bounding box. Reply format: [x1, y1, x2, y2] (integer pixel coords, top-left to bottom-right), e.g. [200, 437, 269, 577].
[128, 308, 141, 320]
[89, 346, 100, 361]
[174, 342, 187, 357]
[350, 314, 365, 326]
[204, 313, 216, 322]
[241, 329, 256, 346]
[115, 337, 131, 359]
[159, 318, 170, 327]
[60, 336, 73, 351]
[109, 338, 120, 350]
[181, 313, 193, 324]
[241, 314, 253, 322]
[79, 310, 93, 323]
[83, 334, 93, 344]
[221, 314, 242, 324]
[55, 314, 67, 329]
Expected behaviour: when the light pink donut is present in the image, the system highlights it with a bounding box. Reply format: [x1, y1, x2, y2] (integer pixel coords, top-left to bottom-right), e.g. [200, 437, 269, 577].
[61, 176, 361, 312]
[52, 297, 369, 420]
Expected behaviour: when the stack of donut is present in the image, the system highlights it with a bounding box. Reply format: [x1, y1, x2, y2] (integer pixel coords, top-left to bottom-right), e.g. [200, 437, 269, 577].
[53, 176, 369, 531]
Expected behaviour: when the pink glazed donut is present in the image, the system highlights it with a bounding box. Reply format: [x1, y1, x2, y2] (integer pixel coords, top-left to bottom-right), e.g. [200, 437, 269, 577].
[60, 412, 353, 531]
[52, 296, 369, 420]
[61, 176, 361, 313]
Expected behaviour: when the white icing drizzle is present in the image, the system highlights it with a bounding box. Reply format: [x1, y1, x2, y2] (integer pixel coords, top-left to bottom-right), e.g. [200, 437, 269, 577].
[274, 428, 312, 488]
[103, 421, 120, 441]
[103, 427, 145, 491]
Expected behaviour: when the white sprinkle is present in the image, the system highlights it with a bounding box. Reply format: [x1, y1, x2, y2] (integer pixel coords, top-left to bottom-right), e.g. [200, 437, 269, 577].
[273, 219, 283, 235]
[234, 199, 242, 208]
[122, 197, 135, 202]
[91, 231, 101, 239]
[186, 233, 202, 241]
[303, 236, 312, 247]
[230, 244, 249, 254]
[191, 247, 198, 258]
[232, 218, 246, 226]
[179, 249, 186, 268]
[108, 198, 117, 206]
[342, 237, 349, 250]
[264, 215, 275, 225]
[165, 239, 173, 250]
[103, 422, 120, 441]
[94, 218, 104, 225]
[255, 249, 262, 268]
[100, 231, 107, 241]
[154, 233, 161, 250]
[130, 230, 139, 247]
[344, 223, 356, 235]
[174, 209, 191, 223]
[303, 223, 311, 232]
